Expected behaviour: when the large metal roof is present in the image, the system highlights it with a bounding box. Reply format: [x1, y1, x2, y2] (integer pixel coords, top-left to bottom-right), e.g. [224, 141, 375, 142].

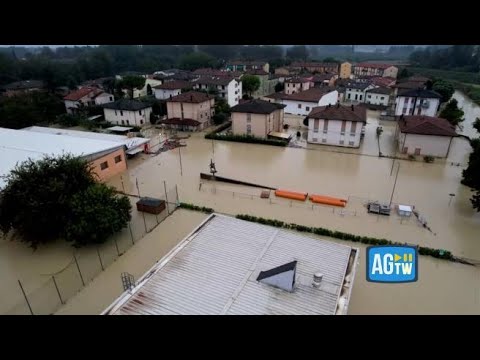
[104, 214, 359, 315]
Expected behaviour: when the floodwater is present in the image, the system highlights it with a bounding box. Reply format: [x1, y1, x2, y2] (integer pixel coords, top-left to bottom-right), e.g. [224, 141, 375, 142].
[2, 92, 479, 314]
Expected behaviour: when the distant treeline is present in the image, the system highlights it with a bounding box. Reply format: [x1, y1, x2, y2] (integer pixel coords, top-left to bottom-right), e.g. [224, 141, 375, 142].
[409, 45, 480, 73]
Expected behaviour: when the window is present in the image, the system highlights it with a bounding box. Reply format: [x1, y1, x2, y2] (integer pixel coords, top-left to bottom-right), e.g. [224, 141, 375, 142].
[222, 94, 225, 98]
[347, 93, 351, 100]
[313, 119, 319, 133]
[115, 110, 117, 116]
[339, 140, 344, 145]
[114, 155, 122, 164]
[100, 161, 109, 170]
[247, 113, 251, 122]
[298, 104, 302, 109]
[349, 141, 354, 146]
[322, 138, 327, 143]
[350, 122, 357, 136]
[341, 120, 346, 135]
[121, 120, 125, 125]
[126, 120, 130, 125]
[222, 85, 225, 90]
[368, 95, 371, 98]
[323, 119, 329, 134]
[120, 110, 123, 116]
[246, 124, 252, 134]
[201, 114, 203, 119]
[139, 110, 142, 115]
[140, 120, 144, 124]
[110, 97, 113, 101]
[380, 96, 385, 100]
[306, 106, 310, 111]
[312, 137, 318, 142]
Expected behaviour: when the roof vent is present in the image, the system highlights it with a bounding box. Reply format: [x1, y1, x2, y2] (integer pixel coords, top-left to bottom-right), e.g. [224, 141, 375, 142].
[312, 272, 323, 287]
[257, 260, 297, 292]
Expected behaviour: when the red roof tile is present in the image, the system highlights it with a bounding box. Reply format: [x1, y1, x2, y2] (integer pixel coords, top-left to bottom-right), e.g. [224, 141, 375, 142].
[167, 91, 213, 103]
[398, 115, 457, 137]
[153, 80, 192, 90]
[64, 87, 102, 101]
[355, 62, 395, 69]
[308, 104, 366, 122]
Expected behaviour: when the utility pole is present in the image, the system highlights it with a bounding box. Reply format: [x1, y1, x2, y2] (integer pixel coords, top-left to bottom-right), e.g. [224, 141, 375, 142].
[389, 163, 400, 206]
[178, 146, 183, 176]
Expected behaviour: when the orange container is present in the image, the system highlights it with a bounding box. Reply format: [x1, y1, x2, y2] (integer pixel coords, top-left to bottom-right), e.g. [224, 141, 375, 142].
[275, 189, 308, 201]
[309, 195, 346, 207]
[309, 194, 347, 203]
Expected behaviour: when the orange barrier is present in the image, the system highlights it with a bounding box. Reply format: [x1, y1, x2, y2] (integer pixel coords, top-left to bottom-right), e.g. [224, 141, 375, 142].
[275, 189, 308, 201]
[309, 195, 346, 207]
[309, 194, 347, 204]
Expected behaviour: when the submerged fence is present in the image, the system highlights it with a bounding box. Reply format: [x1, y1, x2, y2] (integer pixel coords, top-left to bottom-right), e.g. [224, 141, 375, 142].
[3, 182, 179, 315]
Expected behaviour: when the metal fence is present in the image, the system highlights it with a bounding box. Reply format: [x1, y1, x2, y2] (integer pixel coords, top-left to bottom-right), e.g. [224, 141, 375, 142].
[4, 182, 179, 315]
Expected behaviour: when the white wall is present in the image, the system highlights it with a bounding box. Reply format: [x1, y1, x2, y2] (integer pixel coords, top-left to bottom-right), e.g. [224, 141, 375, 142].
[395, 96, 440, 116]
[397, 132, 453, 157]
[365, 92, 390, 106]
[281, 90, 338, 116]
[95, 93, 114, 105]
[104, 107, 152, 127]
[318, 91, 338, 106]
[154, 88, 181, 100]
[307, 119, 364, 147]
[65, 100, 78, 114]
[228, 79, 241, 106]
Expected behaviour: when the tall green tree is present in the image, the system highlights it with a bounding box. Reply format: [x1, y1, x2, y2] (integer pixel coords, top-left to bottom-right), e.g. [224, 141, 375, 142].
[178, 52, 215, 71]
[439, 98, 464, 126]
[242, 75, 260, 97]
[118, 75, 145, 99]
[432, 79, 455, 103]
[0, 154, 131, 248]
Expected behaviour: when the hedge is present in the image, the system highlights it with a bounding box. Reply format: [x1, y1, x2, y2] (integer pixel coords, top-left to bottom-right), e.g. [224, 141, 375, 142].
[205, 133, 287, 147]
[178, 203, 460, 262]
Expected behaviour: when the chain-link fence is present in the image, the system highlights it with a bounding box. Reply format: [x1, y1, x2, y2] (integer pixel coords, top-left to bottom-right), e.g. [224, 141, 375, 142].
[3, 182, 179, 315]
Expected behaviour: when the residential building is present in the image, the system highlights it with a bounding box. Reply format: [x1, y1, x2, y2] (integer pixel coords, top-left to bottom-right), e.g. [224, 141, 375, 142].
[230, 99, 286, 138]
[102, 99, 153, 127]
[396, 115, 457, 157]
[226, 60, 269, 73]
[312, 74, 338, 87]
[274, 67, 292, 76]
[79, 77, 114, 90]
[339, 62, 352, 79]
[193, 68, 243, 80]
[306, 104, 367, 148]
[265, 87, 338, 116]
[64, 87, 114, 114]
[353, 63, 399, 78]
[153, 80, 192, 100]
[244, 69, 278, 98]
[0, 127, 127, 188]
[284, 77, 312, 94]
[1, 80, 45, 97]
[365, 87, 392, 107]
[163, 91, 215, 131]
[291, 62, 339, 74]
[193, 77, 241, 106]
[102, 213, 359, 315]
[394, 89, 441, 117]
[345, 82, 376, 102]
[154, 70, 197, 83]
[371, 76, 396, 88]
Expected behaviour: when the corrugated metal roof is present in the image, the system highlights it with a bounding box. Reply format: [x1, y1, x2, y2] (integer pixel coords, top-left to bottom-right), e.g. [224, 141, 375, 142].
[105, 214, 358, 315]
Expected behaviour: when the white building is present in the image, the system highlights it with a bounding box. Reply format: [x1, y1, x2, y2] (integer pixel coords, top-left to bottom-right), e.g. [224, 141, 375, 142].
[64, 87, 114, 114]
[284, 77, 312, 94]
[395, 89, 441, 117]
[396, 115, 457, 157]
[265, 88, 338, 116]
[193, 76, 242, 106]
[365, 87, 391, 106]
[306, 104, 367, 148]
[102, 213, 359, 315]
[102, 99, 153, 127]
[344, 82, 376, 102]
[153, 80, 192, 100]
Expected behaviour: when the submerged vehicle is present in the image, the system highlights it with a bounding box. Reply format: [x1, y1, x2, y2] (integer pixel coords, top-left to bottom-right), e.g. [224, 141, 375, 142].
[367, 201, 391, 215]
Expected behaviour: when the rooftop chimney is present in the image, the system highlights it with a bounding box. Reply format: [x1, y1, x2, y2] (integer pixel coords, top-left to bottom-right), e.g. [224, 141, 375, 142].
[312, 272, 323, 288]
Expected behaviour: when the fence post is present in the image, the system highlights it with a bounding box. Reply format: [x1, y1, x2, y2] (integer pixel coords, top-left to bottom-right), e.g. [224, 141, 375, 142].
[97, 247, 105, 271]
[163, 180, 170, 215]
[73, 254, 85, 287]
[52, 276, 64, 304]
[18, 280, 34, 315]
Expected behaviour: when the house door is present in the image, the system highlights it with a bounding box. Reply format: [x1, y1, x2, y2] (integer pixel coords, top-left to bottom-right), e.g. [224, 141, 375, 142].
[414, 148, 421, 155]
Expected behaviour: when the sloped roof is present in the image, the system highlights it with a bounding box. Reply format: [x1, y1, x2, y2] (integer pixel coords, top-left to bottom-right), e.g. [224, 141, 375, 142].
[230, 99, 286, 114]
[195, 76, 236, 86]
[167, 91, 213, 103]
[398, 89, 441, 99]
[366, 87, 391, 95]
[102, 99, 152, 111]
[308, 104, 367, 122]
[64, 86, 102, 101]
[398, 115, 457, 137]
[355, 62, 396, 69]
[153, 80, 192, 90]
[272, 87, 336, 102]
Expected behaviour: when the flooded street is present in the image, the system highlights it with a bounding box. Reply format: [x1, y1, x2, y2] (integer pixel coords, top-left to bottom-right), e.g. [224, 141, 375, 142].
[2, 92, 479, 315]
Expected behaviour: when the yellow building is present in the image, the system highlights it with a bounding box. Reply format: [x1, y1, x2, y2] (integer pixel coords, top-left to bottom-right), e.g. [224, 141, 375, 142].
[340, 62, 352, 79]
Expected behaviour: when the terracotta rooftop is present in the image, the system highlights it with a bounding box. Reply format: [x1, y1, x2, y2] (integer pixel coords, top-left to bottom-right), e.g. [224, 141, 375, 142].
[167, 91, 214, 103]
[266, 87, 335, 102]
[195, 76, 236, 86]
[355, 62, 396, 69]
[153, 80, 192, 90]
[64, 86, 102, 101]
[308, 104, 366, 122]
[398, 115, 457, 137]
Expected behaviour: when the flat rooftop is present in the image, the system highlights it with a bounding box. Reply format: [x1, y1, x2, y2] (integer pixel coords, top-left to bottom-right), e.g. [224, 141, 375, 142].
[104, 214, 359, 315]
[0, 127, 124, 189]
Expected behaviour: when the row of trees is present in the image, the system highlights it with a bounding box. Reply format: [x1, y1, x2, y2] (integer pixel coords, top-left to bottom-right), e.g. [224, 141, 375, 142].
[409, 45, 480, 73]
[462, 119, 480, 211]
